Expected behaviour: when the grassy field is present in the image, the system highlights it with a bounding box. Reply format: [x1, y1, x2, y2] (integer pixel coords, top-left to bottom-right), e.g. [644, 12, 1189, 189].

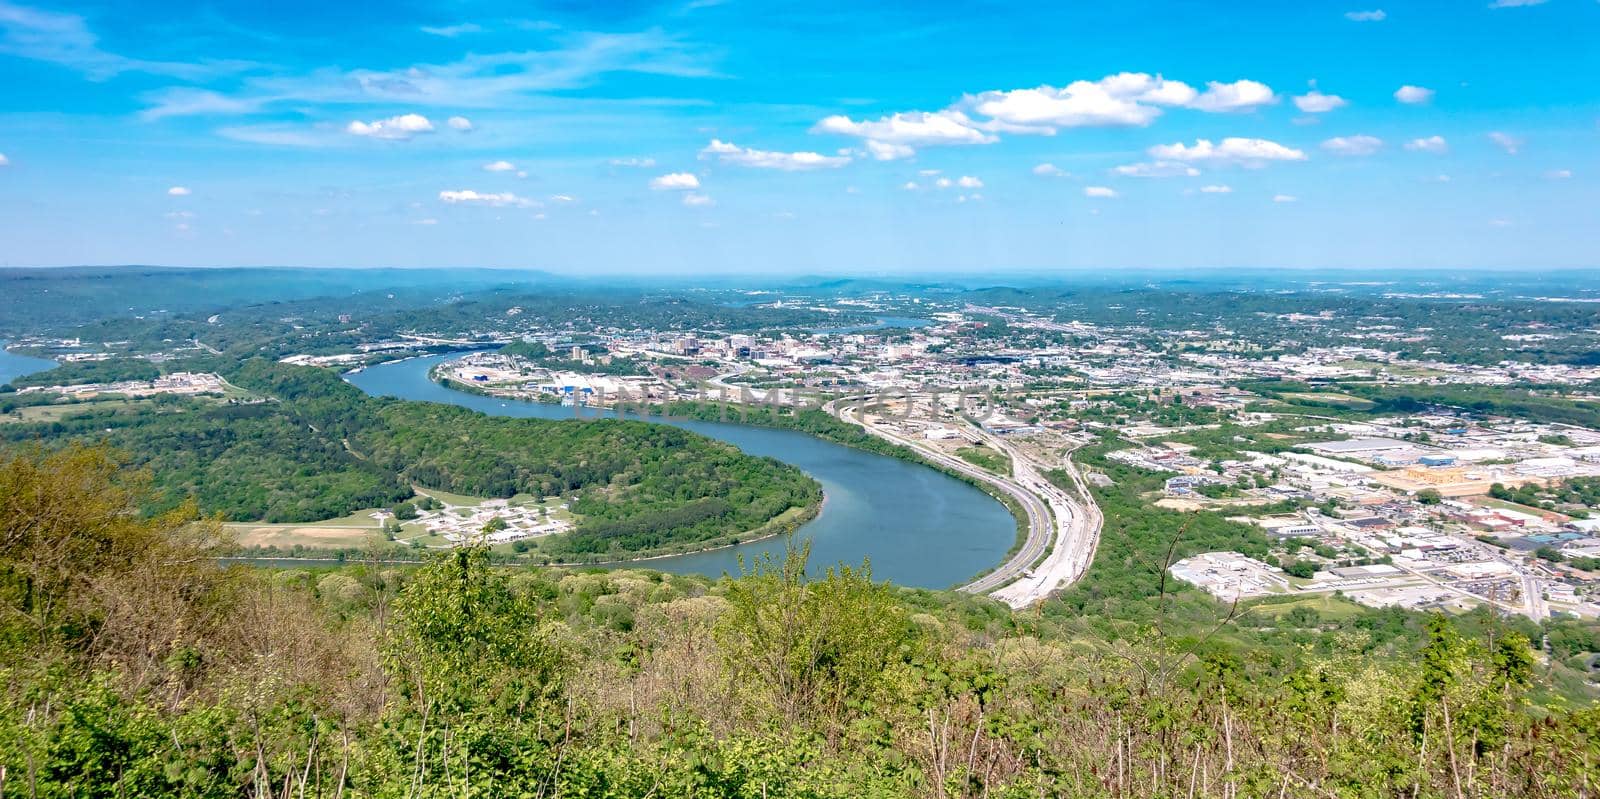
[1472, 496, 1568, 521]
[229, 507, 385, 549]
[1280, 391, 1376, 410]
[956, 444, 1012, 475]
[1245, 593, 1367, 622]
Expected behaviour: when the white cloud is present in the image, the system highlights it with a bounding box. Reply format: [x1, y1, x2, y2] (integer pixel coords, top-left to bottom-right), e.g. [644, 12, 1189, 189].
[1273, 194, 1298, 203]
[958, 73, 1275, 137]
[964, 73, 1199, 129]
[1404, 135, 1449, 153]
[1199, 184, 1233, 193]
[483, 160, 516, 172]
[1083, 186, 1118, 198]
[813, 110, 994, 159]
[1394, 85, 1434, 104]
[650, 172, 701, 190]
[1187, 79, 1278, 112]
[411, 218, 439, 225]
[138, 29, 714, 122]
[1488, 0, 1547, 7]
[167, 186, 191, 196]
[682, 192, 713, 206]
[0, 0, 226, 80]
[446, 116, 473, 132]
[699, 139, 850, 170]
[1147, 137, 1307, 167]
[935, 177, 952, 188]
[0, 152, 9, 166]
[1293, 90, 1348, 113]
[1546, 169, 1573, 179]
[1321, 135, 1383, 156]
[956, 175, 983, 188]
[549, 194, 576, 202]
[808, 72, 1277, 159]
[863, 140, 915, 160]
[1489, 218, 1512, 227]
[421, 23, 484, 37]
[610, 157, 656, 167]
[438, 189, 535, 207]
[1488, 131, 1522, 154]
[901, 181, 920, 191]
[1345, 9, 1387, 21]
[347, 113, 435, 140]
[1032, 163, 1066, 177]
[1112, 161, 1201, 178]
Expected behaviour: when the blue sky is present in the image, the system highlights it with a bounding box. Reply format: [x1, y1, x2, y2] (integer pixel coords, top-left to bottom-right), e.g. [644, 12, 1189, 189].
[0, 0, 1596, 274]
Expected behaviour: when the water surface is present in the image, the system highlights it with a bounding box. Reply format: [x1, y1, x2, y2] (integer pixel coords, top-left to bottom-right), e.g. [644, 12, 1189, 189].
[346, 353, 1012, 588]
[0, 343, 57, 386]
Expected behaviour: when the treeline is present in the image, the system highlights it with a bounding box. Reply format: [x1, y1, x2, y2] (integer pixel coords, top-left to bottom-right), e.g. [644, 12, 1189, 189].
[2, 448, 1596, 798]
[6, 357, 163, 388]
[0, 361, 819, 555]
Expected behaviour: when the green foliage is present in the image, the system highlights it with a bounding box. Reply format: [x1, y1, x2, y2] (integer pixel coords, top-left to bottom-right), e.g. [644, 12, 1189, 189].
[3, 456, 1599, 797]
[0, 360, 820, 555]
[717, 542, 919, 726]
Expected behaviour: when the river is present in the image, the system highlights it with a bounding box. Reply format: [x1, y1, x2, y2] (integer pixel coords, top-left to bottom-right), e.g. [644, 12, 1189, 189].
[346, 353, 1013, 588]
[0, 343, 58, 387]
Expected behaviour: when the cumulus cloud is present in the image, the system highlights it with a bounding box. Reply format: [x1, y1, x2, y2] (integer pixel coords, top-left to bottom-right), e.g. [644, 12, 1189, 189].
[1032, 163, 1067, 177]
[812, 110, 994, 160]
[438, 189, 534, 207]
[610, 157, 656, 168]
[446, 116, 473, 132]
[1111, 161, 1201, 178]
[1294, 90, 1348, 113]
[1345, 9, 1387, 21]
[965, 74, 1274, 133]
[956, 175, 983, 188]
[964, 73, 1200, 130]
[1273, 194, 1298, 203]
[808, 73, 1277, 159]
[682, 192, 713, 206]
[1187, 80, 1278, 112]
[863, 140, 915, 160]
[1488, 131, 1522, 154]
[1321, 135, 1383, 156]
[483, 160, 516, 172]
[650, 172, 701, 190]
[347, 113, 435, 140]
[1083, 186, 1118, 198]
[1199, 184, 1233, 193]
[699, 139, 850, 170]
[167, 186, 191, 196]
[1394, 85, 1434, 104]
[1147, 138, 1307, 167]
[1404, 135, 1449, 153]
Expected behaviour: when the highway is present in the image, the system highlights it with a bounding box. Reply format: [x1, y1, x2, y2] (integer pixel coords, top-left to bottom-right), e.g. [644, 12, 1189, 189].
[829, 395, 1102, 608]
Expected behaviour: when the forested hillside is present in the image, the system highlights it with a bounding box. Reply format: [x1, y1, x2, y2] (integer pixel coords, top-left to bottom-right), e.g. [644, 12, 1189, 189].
[0, 361, 818, 556]
[1, 447, 1595, 798]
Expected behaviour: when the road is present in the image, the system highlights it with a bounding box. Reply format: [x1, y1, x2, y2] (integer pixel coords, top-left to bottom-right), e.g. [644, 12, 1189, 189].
[828, 395, 1102, 608]
[984, 434, 1102, 607]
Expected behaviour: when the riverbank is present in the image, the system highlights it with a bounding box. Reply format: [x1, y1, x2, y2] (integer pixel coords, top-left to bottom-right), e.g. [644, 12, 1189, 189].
[346, 353, 1015, 589]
